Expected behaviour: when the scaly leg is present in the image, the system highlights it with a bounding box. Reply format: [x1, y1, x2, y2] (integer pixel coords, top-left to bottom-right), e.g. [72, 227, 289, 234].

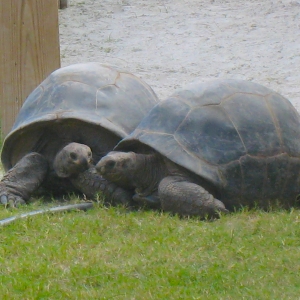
[70, 167, 135, 207]
[158, 176, 228, 218]
[0, 153, 48, 207]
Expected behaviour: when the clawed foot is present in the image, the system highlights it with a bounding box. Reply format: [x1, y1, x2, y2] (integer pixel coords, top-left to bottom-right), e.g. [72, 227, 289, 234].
[0, 152, 48, 208]
[0, 184, 26, 208]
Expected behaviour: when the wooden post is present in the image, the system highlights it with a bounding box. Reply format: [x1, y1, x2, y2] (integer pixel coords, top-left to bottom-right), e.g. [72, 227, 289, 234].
[0, 0, 61, 137]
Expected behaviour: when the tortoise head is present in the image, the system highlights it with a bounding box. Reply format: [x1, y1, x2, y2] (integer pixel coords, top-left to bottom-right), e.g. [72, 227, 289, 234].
[96, 151, 137, 189]
[53, 142, 92, 178]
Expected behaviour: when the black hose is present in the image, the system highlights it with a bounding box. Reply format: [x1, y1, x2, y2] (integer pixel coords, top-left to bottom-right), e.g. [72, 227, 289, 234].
[0, 202, 94, 226]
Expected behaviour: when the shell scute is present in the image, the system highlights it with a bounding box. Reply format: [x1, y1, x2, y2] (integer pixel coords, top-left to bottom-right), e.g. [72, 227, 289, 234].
[117, 79, 300, 206]
[1, 63, 159, 170]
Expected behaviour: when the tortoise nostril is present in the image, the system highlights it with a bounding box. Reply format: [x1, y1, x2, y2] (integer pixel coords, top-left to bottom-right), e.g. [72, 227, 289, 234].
[70, 152, 77, 160]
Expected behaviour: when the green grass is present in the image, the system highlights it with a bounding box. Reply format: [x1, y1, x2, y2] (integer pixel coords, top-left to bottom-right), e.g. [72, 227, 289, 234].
[0, 202, 299, 299]
[0, 137, 300, 299]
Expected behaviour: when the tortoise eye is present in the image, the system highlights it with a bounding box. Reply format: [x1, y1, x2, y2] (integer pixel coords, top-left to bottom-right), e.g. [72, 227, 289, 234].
[70, 152, 77, 160]
[106, 160, 116, 169]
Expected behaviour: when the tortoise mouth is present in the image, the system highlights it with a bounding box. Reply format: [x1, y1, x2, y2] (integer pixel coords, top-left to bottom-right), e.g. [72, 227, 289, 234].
[96, 156, 127, 186]
[54, 160, 90, 178]
[96, 158, 114, 177]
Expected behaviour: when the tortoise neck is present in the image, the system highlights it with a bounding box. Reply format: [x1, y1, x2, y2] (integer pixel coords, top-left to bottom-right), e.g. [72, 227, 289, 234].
[132, 153, 167, 196]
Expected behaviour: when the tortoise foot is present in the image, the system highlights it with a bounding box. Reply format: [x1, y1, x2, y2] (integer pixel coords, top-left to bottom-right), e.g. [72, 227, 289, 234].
[0, 185, 26, 208]
[0, 152, 48, 208]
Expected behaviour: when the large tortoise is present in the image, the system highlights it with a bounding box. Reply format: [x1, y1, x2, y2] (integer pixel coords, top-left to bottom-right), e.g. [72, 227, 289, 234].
[0, 62, 159, 207]
[97, 79, 300, 218]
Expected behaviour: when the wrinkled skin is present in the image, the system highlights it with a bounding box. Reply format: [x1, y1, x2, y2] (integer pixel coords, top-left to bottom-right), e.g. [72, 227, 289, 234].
[96, 151, 228, 218]
[0, 144, 133, 208]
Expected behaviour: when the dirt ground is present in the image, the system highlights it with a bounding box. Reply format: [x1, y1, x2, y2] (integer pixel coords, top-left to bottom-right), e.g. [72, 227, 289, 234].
[59, 0, 300, 110]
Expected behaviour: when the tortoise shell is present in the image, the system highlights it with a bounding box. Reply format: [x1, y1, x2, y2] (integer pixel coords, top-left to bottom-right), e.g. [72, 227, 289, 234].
[1, 62, 159, 171]
[117, 79, 300, 209]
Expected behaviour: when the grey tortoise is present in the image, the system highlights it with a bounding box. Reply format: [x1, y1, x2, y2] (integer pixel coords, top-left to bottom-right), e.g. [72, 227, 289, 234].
[97, 79, 300, 218]
[0, 62, 159, 207]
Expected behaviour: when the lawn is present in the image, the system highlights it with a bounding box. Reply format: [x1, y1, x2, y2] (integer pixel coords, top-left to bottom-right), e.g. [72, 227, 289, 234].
[0, 137, 299, 299]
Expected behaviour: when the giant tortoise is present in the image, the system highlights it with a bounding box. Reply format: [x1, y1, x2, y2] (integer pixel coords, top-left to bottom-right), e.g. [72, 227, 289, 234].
[97, 79, 300, 218]
[0, 62, 159, 207]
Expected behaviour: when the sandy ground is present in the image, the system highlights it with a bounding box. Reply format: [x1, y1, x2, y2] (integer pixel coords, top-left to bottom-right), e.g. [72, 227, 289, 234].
[59, 0, 300, 110]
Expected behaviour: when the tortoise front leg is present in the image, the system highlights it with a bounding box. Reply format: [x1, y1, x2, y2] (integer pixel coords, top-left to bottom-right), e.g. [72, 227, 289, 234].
[70, 167, 135, 207]
[158, 176, 228, 218]
[0, 153, 48, 207]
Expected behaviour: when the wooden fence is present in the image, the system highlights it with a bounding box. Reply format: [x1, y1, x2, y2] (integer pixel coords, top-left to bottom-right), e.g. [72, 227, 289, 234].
[0, 0, 61, 137]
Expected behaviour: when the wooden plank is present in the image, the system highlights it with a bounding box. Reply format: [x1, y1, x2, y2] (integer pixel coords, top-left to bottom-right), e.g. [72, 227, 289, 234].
[0, 0, 61, 137]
